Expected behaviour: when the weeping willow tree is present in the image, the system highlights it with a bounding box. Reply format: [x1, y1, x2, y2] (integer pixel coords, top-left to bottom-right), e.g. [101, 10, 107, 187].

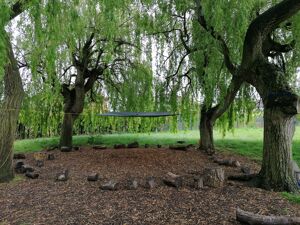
[195, 0, 300, 191]
[142, 0, 300, 192]
[0, 1, 29, 182]
[138, 0, 259, 154]
[14, 0, 158, 148]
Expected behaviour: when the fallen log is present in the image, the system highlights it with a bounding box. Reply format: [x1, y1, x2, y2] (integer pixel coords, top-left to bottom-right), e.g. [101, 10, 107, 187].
[236, 207, 300, 225]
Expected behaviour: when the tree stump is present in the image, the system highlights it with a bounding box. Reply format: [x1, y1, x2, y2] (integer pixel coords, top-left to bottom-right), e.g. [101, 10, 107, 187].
[163, 172, 182, 188]
[145, 177, 156, 189]
[194, 176, 204, 189]
[203, 167, 224, 187]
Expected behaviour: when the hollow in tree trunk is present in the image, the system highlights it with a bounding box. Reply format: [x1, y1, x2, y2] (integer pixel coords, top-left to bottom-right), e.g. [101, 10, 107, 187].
[0, 34, 24, 182]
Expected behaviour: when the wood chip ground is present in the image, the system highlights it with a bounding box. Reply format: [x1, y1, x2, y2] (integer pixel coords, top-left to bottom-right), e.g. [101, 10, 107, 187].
[1, 147, 300, 225]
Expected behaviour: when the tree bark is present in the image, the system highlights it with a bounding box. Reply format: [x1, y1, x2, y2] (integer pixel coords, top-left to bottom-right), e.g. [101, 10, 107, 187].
[60, 113, 76, 148]
[0, 34, 24, 182]
[258, 108, 298, 192]
[199, 106, 214, 154]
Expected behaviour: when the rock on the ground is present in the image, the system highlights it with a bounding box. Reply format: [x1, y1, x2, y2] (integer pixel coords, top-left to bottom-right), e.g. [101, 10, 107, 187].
[56, 170, 69, 181]
[127, 141, 139, 148]
[25, 172, 39, 179]
[13, 153, 26, 159]
[47, 153, 55, 160]
[114, 144, 126, 149]
[93, 145, 107, 150]
[61, 146, 72, 152]
[145, 177, 156, 189]
[100, 180, 118, 190]
[169, 145, 188, 151]
[87, 173, 99, 182]
[203, 167, 225, 188]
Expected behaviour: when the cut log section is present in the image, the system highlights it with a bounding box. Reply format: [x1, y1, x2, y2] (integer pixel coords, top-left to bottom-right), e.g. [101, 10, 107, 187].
[13, 153, 26, 159]
[163, 172, 182, 188]
[100, 180, 118, 190]
[203, 167, 224, 188]
[87, 173, 99, 182]
[127, 141, 139, 148]
[114, 144, 126, 149]
[236, 207, 300, 225]
[169, 145, 188, 151]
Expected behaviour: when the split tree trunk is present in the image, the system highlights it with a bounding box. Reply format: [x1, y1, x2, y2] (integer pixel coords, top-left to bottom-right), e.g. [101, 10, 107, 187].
[0, 34, 24, 182]
[258, 108, 297, 192]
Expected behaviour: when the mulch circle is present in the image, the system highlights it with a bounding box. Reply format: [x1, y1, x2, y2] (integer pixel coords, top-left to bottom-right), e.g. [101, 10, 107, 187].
[0, 147, 300, 225]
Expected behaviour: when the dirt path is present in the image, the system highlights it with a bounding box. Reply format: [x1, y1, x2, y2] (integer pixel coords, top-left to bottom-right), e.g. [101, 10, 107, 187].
[0, 147, 299, 225]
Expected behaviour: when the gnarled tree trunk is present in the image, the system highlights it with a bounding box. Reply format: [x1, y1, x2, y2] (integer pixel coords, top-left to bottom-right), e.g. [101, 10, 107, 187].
[259, 108, 297, 192]
[0, 34, 24, 182]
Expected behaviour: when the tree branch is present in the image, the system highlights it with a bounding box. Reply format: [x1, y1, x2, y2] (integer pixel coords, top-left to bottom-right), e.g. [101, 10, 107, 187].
[195, 0, 237, 75]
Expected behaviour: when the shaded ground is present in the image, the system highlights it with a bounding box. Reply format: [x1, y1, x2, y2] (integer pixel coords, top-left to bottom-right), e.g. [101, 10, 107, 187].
[1, 147, 300, 225]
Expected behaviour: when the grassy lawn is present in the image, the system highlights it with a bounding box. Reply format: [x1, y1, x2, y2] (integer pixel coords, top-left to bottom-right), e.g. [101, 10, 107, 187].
[13, 126, 300, 164]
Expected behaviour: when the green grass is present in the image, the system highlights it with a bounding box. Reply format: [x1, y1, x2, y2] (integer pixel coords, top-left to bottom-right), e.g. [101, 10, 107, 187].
[282, 192, 300, 204]
[13, 127, 300, 165]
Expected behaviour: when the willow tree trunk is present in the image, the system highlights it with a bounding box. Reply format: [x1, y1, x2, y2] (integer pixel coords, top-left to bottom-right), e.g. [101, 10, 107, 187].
[258, 108, 297, 192]
[199, 107, 214, 154]
[0, 35, 24, 182]
[247, 59, 300, 192]
[60, 113, 78, 148]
